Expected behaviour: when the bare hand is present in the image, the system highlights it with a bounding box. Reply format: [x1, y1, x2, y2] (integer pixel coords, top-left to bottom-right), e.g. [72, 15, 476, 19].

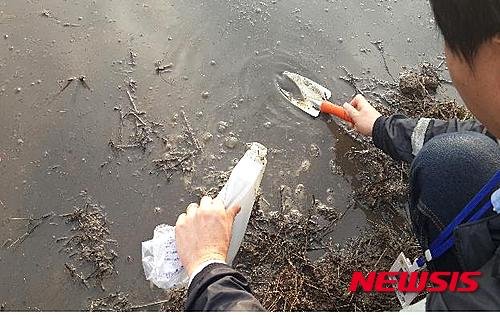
[175, 196, 241, 277]
[343, 94, 382, 136]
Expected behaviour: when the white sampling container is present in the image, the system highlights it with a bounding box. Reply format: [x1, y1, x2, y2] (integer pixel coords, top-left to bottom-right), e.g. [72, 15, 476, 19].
[142, 142, 268, 289]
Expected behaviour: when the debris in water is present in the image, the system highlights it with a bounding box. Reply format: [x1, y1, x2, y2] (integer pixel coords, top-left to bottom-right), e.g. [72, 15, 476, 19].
[399, 63, 439, 97]
[88, 291, 178, 311]
[88, 292, 131, 311]
[201, 91, 210, 99]
[155, 61, 173, 73]
[150, 111, 202, 179]
[224, 136, 238, 149]
[58, 196, 118, 290]
[217, 121, 229, 133]
[6, 212, 55, 249]
[129, 51, 137, 66]
[201, 131, 213, 142]
[299, 159, 311, 173]
[309, 144, 321, 158]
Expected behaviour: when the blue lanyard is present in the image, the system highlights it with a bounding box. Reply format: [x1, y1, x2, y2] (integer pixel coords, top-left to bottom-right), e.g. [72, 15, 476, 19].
[415, 170, 500, 268]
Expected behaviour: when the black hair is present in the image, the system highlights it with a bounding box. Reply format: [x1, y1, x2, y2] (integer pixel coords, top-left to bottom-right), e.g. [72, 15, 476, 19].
[430, 0, 500, 64]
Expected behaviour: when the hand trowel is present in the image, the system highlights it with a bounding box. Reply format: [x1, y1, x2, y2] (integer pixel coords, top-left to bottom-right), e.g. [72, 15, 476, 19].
[277, 71, 353, 123]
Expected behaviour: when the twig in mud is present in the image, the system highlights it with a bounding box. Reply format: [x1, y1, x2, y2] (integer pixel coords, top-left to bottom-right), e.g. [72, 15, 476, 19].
[108, 141, 141, 152]
[128, 299, 171, 310]
[339, 66, 364, 96]
[126, 90, 140, 113]
[63, 23, 81, 27]
[7, 212, 55, 248]
[436, 59, 446, 70]
[2, 239, 12, 248]
[9, 211, 55, 222]
[55, 236, 69, 242]
[63, 75, 91, 92]
[371, 40, 395, 82]
[45, 75, 91, 106]
[128, 50, 137, 66]
[374, 247, 388, 270]
[180, 110, 202, 152]
[155, 60, 173, 73]
[123, 111, 148, 126]
[65, 263, 89, 288]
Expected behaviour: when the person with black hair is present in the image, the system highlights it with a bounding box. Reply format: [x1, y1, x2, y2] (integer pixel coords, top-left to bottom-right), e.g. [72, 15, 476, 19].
[174, 0, 500, 311]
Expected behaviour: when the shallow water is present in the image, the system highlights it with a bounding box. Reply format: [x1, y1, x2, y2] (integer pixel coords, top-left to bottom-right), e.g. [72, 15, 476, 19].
[0, 0, 454, 310]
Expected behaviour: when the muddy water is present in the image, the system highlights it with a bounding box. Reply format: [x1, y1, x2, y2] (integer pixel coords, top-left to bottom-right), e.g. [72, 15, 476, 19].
[0, 0, 450, 310]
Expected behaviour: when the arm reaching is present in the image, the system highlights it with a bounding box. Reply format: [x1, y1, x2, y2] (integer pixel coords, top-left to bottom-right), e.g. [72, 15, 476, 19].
[175, 196, 265, 311]
[343, 95, 495, 163]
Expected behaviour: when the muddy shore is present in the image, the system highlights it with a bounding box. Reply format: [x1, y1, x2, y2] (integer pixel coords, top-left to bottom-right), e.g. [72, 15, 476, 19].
[1, 0, 466, 311]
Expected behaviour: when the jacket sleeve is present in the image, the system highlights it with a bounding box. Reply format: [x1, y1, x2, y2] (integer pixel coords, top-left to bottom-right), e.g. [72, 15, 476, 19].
[372, 114, 495, 163]
[185, 263, 265, 311]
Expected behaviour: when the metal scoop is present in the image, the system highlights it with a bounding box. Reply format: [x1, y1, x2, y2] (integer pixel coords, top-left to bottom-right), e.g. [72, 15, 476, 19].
[278, 71, 353, 123]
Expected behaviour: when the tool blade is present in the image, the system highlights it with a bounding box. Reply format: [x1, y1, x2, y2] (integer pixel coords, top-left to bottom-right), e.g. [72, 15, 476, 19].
[278, 71, 332, 117]
[278, 86, 320, 117]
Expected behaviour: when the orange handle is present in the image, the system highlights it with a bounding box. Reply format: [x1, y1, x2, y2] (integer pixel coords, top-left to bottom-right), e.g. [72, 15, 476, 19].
[320, 101, 354, 123]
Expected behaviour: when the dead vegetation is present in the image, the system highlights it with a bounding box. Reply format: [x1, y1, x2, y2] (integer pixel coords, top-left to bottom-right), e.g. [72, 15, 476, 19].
[88, 292, 132, 311]
[235, 199, 421, 311]
[87, 289, 186, 311]
[150, 111, 203, 179]
[58, 194, 118, 290]
[108, 81, 159, 153]
[4, 212, 55, 249]
[107, 58, 203, 180]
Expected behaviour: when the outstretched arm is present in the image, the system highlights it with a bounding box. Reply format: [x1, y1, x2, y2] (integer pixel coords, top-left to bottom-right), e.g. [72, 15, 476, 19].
[343, 95, 494, 163]
[175, 196, 265, 311]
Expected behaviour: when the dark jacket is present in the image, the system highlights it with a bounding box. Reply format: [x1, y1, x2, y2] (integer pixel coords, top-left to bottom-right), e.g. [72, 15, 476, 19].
[186, 263, 265, 311]
[185, 115, 499, 311]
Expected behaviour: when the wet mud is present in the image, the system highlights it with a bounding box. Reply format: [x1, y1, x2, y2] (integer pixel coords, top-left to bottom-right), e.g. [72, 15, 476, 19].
[0, 0, 466, 311]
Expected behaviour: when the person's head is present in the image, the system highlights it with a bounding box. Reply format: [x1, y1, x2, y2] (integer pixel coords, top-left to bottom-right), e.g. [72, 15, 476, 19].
[430, 0, 500, 137]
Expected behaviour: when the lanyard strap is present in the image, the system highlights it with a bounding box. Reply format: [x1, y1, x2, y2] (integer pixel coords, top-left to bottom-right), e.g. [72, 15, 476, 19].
[416, 170, 500, 268]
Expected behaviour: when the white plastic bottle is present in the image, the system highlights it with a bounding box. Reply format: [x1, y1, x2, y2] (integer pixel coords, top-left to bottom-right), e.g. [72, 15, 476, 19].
[142, 142, 268, 289]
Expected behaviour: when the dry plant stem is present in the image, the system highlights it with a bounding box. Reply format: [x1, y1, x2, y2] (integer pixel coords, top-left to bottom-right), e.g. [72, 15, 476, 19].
[7, 212, 55, 249]
[180, 110, 202, 152]
[128, 299, 172, 310]
[126, 90, 140, 113]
